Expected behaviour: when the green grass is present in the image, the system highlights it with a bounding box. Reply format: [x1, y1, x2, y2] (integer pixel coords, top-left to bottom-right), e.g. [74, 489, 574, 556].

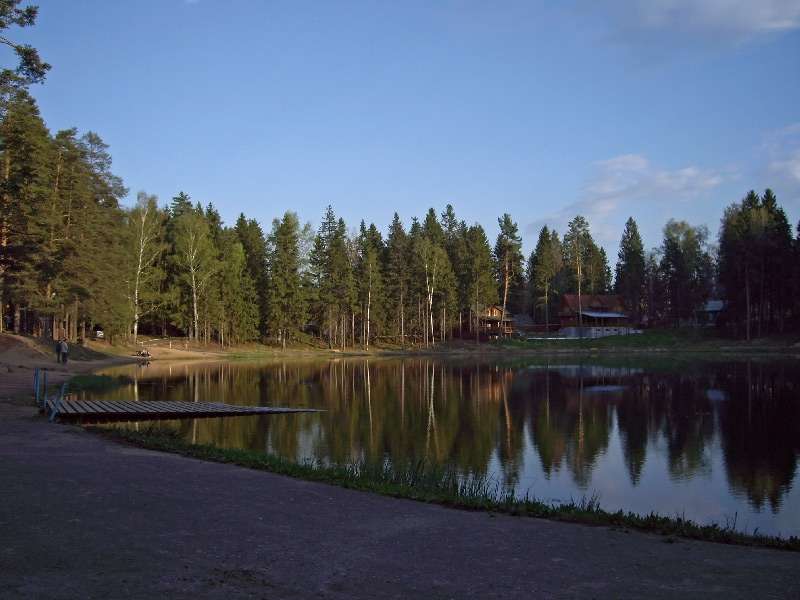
[95, 422, 799, 552]
[503, 327, 800, 354]
[66, 374, 133, 394]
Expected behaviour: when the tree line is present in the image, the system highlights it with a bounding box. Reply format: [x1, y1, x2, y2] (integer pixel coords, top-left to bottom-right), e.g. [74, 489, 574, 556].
[2, 2, 799, 346]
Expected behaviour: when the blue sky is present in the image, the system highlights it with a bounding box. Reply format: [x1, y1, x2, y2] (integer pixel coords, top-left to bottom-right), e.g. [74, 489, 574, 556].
[14, 1, 800, 266]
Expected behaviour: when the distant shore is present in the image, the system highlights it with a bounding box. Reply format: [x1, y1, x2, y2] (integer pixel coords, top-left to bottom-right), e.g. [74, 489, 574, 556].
[3, 329, 798, 405]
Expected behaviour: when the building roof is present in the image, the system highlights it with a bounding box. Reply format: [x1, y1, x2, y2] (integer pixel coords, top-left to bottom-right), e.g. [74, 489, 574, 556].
[559, 294, 629, 315]
[579, 311, 629, 319]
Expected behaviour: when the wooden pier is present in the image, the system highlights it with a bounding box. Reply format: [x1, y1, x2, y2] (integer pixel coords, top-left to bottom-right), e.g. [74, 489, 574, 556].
[45, 399, 320, 422]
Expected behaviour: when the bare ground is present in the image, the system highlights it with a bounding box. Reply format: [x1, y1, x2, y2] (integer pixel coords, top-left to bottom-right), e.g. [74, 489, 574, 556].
[1, 333, 799, 599]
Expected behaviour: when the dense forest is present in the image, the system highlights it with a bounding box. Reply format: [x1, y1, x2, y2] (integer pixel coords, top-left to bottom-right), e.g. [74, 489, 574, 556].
[2, 3, 799, 347]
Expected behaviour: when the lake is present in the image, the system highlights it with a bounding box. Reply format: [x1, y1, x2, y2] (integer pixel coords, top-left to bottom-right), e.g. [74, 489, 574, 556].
[91, 355, 800, 538]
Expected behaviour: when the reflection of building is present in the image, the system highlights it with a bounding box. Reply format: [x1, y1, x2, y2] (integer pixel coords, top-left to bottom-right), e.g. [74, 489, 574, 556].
[558, 294, 632, 338]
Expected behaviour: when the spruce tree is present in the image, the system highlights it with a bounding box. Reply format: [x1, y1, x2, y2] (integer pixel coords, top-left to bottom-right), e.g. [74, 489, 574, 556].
[384, 213, 410, 348]
[528, 225, 556, 327]
[614, 217, 646, 324]
[266, 211, 305, 348]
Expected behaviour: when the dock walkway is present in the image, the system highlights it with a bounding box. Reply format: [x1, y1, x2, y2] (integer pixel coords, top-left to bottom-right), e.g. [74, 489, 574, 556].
[45, 399, 319, 422]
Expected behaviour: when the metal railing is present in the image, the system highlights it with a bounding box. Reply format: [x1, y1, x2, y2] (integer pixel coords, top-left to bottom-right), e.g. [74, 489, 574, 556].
[34, 366, 69, 421]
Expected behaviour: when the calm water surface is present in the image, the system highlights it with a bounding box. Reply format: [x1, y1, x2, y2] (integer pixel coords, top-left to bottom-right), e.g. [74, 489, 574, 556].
[92, 356, 800, 538]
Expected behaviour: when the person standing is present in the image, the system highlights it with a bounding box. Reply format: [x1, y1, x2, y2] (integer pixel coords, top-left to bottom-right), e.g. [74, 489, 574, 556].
[55, 339, 62, 362]
[60, 340, 68, 364]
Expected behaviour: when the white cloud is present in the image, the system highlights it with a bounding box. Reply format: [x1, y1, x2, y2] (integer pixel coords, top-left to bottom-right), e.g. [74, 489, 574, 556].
[581, 154, 723, 213]
[525, 154, 725, 255]
[760, 123, 800, 201]
[580, 0, 800, 59]
[767, 149, 800, 180]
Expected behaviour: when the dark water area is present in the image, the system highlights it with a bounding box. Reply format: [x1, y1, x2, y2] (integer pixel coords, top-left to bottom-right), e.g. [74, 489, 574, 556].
[92, 355, 800, 538]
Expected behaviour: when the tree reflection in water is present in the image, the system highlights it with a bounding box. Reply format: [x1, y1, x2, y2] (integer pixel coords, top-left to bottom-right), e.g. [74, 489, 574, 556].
[95, 356, 800, 537]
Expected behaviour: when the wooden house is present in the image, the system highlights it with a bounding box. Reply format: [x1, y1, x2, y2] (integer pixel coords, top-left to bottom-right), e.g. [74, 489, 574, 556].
[557, 294, 632, 337]
[474, 304, 514, 338]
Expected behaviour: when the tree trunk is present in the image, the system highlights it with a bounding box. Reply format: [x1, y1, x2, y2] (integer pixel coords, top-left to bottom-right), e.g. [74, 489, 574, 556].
[400, 290, 405, 350]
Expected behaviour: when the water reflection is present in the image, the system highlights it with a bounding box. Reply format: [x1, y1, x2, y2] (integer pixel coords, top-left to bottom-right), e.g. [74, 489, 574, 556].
[93, 356, 800, 537]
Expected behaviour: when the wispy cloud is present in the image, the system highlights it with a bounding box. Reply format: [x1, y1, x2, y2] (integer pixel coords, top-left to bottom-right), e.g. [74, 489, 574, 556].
[578, 0, 800, 60]
[760, 123, 800, 202]
[526, 154, 725, 251]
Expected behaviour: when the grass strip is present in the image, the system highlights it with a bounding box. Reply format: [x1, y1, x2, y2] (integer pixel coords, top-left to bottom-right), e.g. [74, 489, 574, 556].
[94, 423, 799, 552]
[66, 374, 134, 394]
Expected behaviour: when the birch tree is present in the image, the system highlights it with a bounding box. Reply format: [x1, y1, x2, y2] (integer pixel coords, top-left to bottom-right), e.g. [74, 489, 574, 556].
[172, 210, 217, 342]
[125, 191, 165, 344]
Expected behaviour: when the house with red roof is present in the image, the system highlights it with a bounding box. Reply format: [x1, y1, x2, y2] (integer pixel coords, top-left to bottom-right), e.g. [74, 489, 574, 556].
[557, 294, 632, 337]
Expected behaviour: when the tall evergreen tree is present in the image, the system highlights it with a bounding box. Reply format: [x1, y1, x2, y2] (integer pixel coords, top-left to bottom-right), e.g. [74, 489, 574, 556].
[215, 228, 258, 345]
[441, 205, 471, 331]
[615, 217, 646, 326]
[72, 131, 127, 339]
[0, 1, 50, 91]
[234, 213, 269, 335]
[528, 225, 556, 327]
[493, 213, 524, 337]
[718, 189, 794, 338]
[465, 223, 497, 334]
[356, 220, 385, 348]
[1, 89, 54, 333]
[309, 206, 353, 349]
[563, 215, 591, 331]
[266, 211, 306, 348]
[80, 131, 127, 208]
[643, 248, 663, 325]
[383, 213, 410, 348]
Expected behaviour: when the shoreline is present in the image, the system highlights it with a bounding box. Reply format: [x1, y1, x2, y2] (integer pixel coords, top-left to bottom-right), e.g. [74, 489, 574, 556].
[3, 331, 798, 405]
[2, 331, 799, 599]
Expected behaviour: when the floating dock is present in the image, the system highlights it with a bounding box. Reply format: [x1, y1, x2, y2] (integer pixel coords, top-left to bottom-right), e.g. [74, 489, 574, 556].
[45, 399, 320, 422]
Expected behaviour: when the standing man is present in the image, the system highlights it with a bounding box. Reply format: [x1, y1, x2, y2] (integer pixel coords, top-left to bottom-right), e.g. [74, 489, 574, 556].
[60, 340, 68, 364]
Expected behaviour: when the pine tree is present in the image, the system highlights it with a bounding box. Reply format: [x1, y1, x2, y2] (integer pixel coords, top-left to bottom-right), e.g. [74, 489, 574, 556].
[1, 89, 54, 333]
[494, 213, 524, 338]
[0, 1, 50, 91]
[563, 215, 591, 332]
